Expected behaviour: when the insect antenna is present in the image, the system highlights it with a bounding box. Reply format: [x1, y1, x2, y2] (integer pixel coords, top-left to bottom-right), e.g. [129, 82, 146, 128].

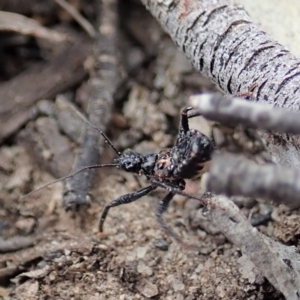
[22, 105, 123, 199]
[72, 106, 121, 156]
[21, 163, 119, 199]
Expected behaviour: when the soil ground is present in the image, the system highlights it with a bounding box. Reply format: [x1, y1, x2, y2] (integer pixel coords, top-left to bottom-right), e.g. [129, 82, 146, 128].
[0, 1, 298, 299]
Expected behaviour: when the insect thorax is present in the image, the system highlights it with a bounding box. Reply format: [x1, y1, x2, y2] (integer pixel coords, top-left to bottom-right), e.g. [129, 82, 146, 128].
[153, 129, 213, 181]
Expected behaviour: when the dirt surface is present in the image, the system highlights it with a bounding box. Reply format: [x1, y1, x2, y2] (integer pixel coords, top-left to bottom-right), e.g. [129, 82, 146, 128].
[0, 1, 298, 299]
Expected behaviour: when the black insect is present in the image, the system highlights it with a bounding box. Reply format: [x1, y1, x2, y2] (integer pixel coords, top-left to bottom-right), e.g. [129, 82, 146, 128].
[24, 107, 214, 246]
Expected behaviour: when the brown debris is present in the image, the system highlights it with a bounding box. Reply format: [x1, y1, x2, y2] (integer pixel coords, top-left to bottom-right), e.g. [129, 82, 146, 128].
[0, 39, 91, 143]
[273, 213, 300, 243]
[20, 116, 75, 177]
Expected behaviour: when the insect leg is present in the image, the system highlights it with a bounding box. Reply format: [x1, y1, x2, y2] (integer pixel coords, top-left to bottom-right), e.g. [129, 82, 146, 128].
[155, 187, 204, 250]
[186, 110, 202, 119]
[180, 106, 193, 133]
[99, 185, 157, 232]
[156, 192, 185, 244]
[152, 179, 211, 208]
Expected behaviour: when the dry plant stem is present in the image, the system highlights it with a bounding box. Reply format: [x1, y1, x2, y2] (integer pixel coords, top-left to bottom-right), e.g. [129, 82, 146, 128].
[190, 93, 300, 134]
[0, 236, 35, 253]
[55, 0, 96, 38]
[0, 11, 66, 42]
[140, 0, 300, 167]
[64, 0, 120, 209]
[208, 195, 300, 300]
[206, 153, 300, 209]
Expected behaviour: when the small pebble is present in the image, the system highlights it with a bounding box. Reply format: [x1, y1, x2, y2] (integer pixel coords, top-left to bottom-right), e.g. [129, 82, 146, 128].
[64, 249, 71, 256]
[172, 279, 185, 291]
[137, 261, 153, 276]
[153, 239, 169, 251]
[194, 263, 204, 274]
[139, 280, 159, 298]
[176, 294, 184, 300]
[136, 246, 148, 259]
[15, 218, 36, 234]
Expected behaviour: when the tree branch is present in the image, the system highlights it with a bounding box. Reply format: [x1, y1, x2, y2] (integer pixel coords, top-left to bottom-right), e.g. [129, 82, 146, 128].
[140, 0, 300, 167]
[140, 0, 300, 107]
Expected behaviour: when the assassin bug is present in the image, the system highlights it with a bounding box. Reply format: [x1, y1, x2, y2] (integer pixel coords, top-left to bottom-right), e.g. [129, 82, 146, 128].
[23, 107, 214, 246]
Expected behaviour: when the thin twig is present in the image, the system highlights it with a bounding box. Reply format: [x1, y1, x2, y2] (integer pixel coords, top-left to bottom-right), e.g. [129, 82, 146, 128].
[206, 153, 300, 209]
[0, 10, 66, 42]
[55, 0, 96, 38]
[63, 0, 120, 210]
[0, 236, 36, 253]
[190, 93, 300, 134]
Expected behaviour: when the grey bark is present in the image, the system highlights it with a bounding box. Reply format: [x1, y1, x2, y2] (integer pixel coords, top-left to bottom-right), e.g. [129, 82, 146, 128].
[140, 0, 300, 167]
[190, 93, 300, 134]
[206, 153, 300, 209]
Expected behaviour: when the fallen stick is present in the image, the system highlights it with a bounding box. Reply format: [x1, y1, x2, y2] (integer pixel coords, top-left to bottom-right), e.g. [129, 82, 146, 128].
[206, 194, 300, 300]
[206, 152, 300, 209]
[63, 0, 121, 209]
[190, 93, 300, 135]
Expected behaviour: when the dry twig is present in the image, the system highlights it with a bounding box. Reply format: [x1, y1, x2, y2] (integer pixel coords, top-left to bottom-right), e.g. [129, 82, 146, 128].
[64, 0, 121, 209]
[206, 153, 300, 209]
[55, 0, 97, 38]
[0, 236, 36, 253]
[0, 10, 66, 42]
[206, 194, 300, 300]
[135, 2, 300, 296]
[190, 93, 300, 135]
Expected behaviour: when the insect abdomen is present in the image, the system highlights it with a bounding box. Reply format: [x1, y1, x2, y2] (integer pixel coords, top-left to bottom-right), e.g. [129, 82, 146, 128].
[173, 132, 213, 179]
